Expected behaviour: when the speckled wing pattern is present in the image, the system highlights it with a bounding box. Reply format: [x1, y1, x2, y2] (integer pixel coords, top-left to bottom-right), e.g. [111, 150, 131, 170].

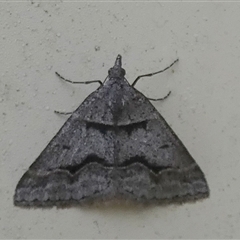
[14, 55, 209, 206]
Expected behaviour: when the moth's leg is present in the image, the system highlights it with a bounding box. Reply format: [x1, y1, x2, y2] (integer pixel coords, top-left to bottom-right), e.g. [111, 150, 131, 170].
[147, 91, 171, 101]
[131, 59, 179, 87]
[55, 72, 103, 86]
[54, 110, 73, 115]
[54, 72, 104, 114]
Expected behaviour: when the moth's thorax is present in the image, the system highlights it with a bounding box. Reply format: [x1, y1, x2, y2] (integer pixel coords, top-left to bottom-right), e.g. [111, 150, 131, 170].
[105, 78, 128, 105]
[108, 67, 126, 79]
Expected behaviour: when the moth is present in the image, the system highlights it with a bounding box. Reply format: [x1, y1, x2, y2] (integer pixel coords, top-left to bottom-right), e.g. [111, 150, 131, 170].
[14, 55, 209, 206]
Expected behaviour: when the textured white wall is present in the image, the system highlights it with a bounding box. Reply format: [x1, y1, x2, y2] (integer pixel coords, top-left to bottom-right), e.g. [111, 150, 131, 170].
[1, 2, 240, 239]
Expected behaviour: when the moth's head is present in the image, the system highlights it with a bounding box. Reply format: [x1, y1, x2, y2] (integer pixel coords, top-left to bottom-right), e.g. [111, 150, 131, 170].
[108, 55, 126, 79]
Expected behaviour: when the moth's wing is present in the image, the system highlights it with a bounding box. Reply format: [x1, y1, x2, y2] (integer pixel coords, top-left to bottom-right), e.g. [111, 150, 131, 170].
[75, 79, 160, 125]
[115, 89, 209, 203]
[14, 109, 116, 206]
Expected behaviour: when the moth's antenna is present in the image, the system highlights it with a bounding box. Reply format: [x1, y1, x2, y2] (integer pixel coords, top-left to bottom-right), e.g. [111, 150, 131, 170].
[115, 54, 122, 68]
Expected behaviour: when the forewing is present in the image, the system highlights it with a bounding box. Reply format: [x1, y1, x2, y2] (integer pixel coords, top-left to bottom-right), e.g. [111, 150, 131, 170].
[14, 113, 116, 206]
[116, 117, 209, 202]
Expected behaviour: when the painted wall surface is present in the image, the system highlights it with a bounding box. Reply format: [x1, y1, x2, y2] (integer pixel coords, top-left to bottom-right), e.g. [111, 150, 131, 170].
[1, 2, 239, 239]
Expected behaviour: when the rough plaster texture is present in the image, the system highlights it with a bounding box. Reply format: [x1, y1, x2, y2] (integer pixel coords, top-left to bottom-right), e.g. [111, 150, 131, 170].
[0, 2, 240, 239]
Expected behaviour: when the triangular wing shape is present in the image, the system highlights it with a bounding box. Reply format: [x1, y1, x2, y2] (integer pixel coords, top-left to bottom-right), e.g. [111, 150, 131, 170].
[14, 55, 209, 206]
